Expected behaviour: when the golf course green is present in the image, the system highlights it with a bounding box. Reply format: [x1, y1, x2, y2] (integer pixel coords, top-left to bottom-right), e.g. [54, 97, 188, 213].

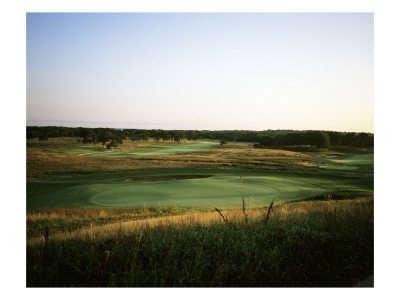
[27, 168, 373, 211]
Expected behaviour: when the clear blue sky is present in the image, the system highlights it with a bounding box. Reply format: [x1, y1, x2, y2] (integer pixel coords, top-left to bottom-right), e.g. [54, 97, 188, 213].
[26, 13, 373, 132]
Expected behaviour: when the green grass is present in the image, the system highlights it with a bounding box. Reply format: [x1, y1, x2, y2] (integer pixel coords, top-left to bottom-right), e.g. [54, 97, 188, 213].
[27, 169, 373, 211]
[320, 154, 374, 172]
[64, 141, 220, 157]
[27, 199, 374, 287]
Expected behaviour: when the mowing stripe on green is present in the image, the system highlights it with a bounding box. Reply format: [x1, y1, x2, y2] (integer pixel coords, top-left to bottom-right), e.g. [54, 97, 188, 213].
[27, 169, 373, 211]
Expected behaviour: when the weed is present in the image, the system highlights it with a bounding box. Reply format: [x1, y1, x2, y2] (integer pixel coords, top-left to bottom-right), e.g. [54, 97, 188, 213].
[214, 207, 229, 224]
[242, 197, 248, 224]
[264, 200, 274, 225]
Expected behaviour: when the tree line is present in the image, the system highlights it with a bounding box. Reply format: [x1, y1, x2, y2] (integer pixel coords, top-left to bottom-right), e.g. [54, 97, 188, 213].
[26, 126, 373, 149]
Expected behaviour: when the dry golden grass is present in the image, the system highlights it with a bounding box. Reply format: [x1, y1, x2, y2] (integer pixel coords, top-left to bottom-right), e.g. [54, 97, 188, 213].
[26, 208, 145, 222]
[111, 139, 192, 151]
[27, 197, 373, 246]
[27, 152, 194, 179]
[27, 138, 322, 180]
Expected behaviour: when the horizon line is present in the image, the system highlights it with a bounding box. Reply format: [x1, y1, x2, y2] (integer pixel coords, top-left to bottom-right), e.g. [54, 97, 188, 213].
[26, 120, 374, 134]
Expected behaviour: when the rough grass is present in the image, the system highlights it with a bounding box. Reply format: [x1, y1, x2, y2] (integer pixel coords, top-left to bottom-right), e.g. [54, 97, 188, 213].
[27, 138, 324, 180]
[26, 206, 188, 237]
[26, 198, 374, 287]
[65, 140, 220, 156]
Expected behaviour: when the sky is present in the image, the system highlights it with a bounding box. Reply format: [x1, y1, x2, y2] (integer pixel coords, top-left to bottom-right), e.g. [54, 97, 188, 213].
[26, 13, 374, 132]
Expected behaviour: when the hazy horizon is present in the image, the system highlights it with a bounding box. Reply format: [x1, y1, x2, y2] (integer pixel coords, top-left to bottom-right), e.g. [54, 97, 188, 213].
[27, 13, 374, 133]
[25, 119, 373, 133]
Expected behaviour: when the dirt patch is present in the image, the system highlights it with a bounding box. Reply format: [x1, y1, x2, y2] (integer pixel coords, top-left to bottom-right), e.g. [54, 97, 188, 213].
[124, 175, 212, 182]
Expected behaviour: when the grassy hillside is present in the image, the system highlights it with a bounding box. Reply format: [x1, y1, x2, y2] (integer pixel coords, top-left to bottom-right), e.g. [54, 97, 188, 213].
[27, 198, 373, 287]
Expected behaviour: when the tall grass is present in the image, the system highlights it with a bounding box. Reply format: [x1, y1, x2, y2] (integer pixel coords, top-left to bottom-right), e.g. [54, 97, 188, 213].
[27, 198, 373, 287]
[26, 206, 186, 237]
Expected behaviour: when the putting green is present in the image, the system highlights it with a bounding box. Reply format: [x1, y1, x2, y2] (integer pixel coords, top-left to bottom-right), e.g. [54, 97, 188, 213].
[65, 141, 220, 157]
[27, 169, 373, 211]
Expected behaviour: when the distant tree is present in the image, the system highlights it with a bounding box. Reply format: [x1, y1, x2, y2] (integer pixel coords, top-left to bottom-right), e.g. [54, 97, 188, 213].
[114, 136, 123, 144]
[327, 131, 343, 147]
[152, 130, 163, 142]
[185, 131, 195, 140]
[81, 128, 95, 144]
[38, 132, 48, 141]
[137, 132, 149, 141]
[172, 132, 184, 142]
[317, 131, 331, 148]
[162, 132, 171, 141]
[24, 126, 373, 150]
[310, 132, 330, 149]
[259, 136, 274, 147]
[106, 140, 119, 149]
[343, 132, 356, 147]
[98, 131, 114, 147]
[91, 134, 98, 144]
[27, 128, 39, 140]
[356, 132, 370, 148]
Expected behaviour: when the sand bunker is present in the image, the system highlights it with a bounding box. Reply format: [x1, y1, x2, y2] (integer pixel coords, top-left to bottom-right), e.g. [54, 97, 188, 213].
[124, 175, 212, 182]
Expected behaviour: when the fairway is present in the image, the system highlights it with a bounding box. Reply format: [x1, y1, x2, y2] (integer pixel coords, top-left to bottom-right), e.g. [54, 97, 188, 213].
[64, 141, 220, 157]
[320, 154, 374, 172]
[27, 169, 373, 211]
[326, 154, 374, 165]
